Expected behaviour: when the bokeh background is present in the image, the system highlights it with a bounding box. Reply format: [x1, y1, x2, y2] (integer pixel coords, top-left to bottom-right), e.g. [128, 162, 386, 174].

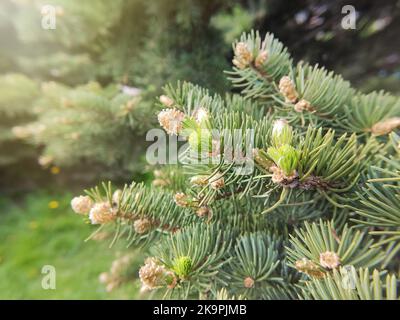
[0, 0, 399, 299]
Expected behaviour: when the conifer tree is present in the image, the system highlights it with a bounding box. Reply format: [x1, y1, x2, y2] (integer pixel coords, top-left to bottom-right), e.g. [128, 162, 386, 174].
[69, 30, 399, 299]
[1, 0, 235, 177]
[0, 73, 39, 166]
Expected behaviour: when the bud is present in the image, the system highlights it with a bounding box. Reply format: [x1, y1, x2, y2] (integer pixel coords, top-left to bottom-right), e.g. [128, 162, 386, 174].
[371, 117, 400, 136]
[173, 192, 191, 207]
[209, 172, 225, 190]
[294, 99, 313, 113]
[157, 108, 185, 135]
[71, 195, 93, 215]
[279, 76, 298, 103]
[232, 42, 253, 69]
[172, 256, 192, 279]
[133, 218, 152, 234]
[196, 206, 211, 218]
[271, 119, 293, 147]
[270, 165, 298, 185]
[243, 277, 255, 288]
[254, 50, 268, 68]
[89, 202, 117, 225]
[319, 251, 340, 269]
[159, 95, 174, 108]
[295, 258, 325, 279]
[267, 145, 299, 177]
[139, 257, 168, 291]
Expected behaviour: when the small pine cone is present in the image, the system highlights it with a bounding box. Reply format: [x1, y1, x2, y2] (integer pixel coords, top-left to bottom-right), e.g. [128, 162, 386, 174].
[89, 202, 117, 225]
[173, 192, 191, 207]
[209, 172, 225, 190]
[159, 95, 174, 108]
[243, 277, 255, 288]
[196, 206, 211, 218]
[134, 218, 152, 234]
[157, 108, 185, 135]
[319, 251, 340, 269]
[270, 166, 284, 184]
[295, 258, 325, 279]
[270, 166, 297, 185]
[279, 76, 298, 103]
[139, 257, 167, 291]
[371, 117, 400, 136]
[294, 99, 312, 112]
[71, 195, 93, 215]
[233, 42, 253, 69]
[232, 58, 246, 70]
[254, 50, 268, 68]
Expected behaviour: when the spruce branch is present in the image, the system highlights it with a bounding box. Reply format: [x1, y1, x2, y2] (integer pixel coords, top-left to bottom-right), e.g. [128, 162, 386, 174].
[300, 267, 398, 300]
[286, 220, 385, 279]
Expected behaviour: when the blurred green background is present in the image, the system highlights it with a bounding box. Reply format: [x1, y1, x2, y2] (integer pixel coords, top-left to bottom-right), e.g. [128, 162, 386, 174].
[0, 0, 399, 299]
[0, 193, 143, 299]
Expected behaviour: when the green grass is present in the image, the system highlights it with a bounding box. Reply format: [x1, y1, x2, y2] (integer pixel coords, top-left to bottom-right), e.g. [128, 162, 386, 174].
[0, 192, 143, 299]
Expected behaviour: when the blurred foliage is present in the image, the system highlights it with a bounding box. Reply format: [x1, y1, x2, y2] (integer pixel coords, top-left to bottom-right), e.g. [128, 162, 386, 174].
[0, 192, 147, 299]
[248, 0, 400, 91]
[22, 81, 150, 172]
[0, 0, 236, 189]
[0, 73, 39, 166]
[0, 0, 399, 191]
